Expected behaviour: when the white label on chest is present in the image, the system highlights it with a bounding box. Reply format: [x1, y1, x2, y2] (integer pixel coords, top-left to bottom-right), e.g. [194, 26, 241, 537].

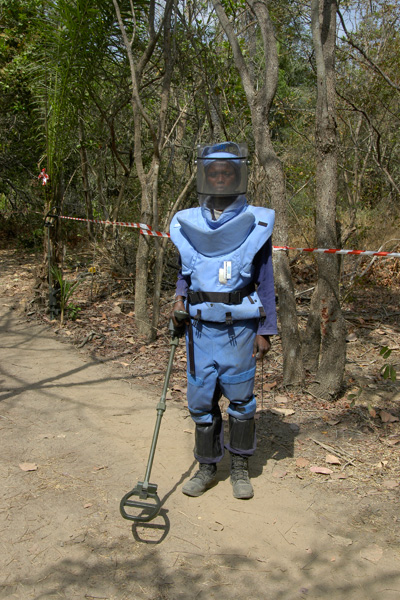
[219, 261, 232, 284]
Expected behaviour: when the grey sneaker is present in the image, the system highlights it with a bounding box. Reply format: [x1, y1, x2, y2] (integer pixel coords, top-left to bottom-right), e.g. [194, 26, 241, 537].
[230, 454, 254, 499]
[182, 463, 217, 497]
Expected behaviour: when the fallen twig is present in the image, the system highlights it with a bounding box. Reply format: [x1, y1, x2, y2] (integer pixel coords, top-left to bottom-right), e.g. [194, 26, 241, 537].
[310, 437, 358, 466]
[77, 330, 105, 348]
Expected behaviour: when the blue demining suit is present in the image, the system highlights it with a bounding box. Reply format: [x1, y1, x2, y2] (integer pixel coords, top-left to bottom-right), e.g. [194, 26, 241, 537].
[170, 194, 277, 464]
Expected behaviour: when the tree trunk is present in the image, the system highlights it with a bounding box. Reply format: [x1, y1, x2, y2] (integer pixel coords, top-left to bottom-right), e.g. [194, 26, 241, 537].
[212, 0, 304, 386]
[113, 0, 174, 342]
[135, 229, 152, 338]
[151, 237, 168, 335]
[305, 0, 346, 398]
[253, 119, 304, 386]
[135, 168, 159, 340]
[78, 115, 94, 239]
[151, 170, 196, 333]
[36, 176, 63, 314]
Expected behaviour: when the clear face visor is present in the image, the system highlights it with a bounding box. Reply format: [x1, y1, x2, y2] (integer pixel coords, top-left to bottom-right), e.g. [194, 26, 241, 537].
[196, 142, 248, 200]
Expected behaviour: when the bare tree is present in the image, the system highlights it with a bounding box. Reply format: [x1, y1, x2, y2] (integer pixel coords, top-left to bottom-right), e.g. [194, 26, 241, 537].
[113, 0, 175, 340]
[304, 0, 346, 398]
[337, 108, 373, 241]
[337, 7, 400, 93]
[212, 0, 304, 386]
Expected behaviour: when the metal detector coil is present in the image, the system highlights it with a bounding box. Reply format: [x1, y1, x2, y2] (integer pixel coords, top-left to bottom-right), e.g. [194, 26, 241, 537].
[120, 310, 188, 523]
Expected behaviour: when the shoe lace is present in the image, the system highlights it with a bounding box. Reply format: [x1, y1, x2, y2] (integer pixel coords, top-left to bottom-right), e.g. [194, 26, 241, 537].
[194, 464, 216, 481]
[231, 456, 249, 482]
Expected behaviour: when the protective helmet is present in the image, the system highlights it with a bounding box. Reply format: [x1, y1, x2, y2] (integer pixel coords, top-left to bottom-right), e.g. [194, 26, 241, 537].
[197, 142, 248, 198]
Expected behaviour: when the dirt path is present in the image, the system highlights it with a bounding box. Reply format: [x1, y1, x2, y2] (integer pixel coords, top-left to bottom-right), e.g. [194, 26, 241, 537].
[1, 265, 400, 599]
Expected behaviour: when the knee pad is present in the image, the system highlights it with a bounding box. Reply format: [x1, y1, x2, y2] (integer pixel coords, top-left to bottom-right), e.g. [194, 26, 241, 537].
[227, 394, 257, 419]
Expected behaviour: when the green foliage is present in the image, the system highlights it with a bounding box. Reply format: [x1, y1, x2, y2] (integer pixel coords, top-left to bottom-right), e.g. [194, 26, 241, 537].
[380, 346, 397, 382]
[347, 386, 362, 408]
[67, 302, 81, 321]
[0, 0, 42, 205]
[51, 265, 80, 325]
[348, 344, 397, 409]
[0, 0, 398, 266]
[347, 386, 376, 418]
[336, 0, 400, 223]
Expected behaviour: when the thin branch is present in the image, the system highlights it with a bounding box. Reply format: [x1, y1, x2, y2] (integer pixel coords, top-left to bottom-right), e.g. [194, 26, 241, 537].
[128, 0, 136, 45]
[337, 9, 400, 93]
[211, 0, 255, 103]
[112, 0, 157, 145]
[337, 90, 400, 195]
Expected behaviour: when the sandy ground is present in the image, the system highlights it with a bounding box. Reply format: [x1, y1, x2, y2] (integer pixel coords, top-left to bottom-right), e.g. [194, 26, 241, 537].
[1, 253, 400, 599]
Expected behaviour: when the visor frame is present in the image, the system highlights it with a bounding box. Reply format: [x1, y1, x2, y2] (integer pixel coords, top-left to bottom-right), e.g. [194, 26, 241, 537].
[196, 142, 248, 197]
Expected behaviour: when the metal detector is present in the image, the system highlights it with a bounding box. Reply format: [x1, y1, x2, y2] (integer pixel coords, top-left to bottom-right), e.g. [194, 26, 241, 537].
[120, 310, 189, 523]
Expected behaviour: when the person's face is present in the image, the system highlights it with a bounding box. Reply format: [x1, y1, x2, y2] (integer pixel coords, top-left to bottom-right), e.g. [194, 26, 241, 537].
[206, 161, 237, 195]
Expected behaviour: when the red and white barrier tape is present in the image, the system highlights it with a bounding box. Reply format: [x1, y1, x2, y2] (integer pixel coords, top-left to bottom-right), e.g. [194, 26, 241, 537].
[56, 214, 400, 258]
[274, 246, 400, 258]
[58, 215, 153, 231]
[139, 228, 170, 239]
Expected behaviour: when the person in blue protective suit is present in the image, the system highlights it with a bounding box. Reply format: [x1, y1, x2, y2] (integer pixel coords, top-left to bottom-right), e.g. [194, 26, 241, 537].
[170, 142, 278, 499]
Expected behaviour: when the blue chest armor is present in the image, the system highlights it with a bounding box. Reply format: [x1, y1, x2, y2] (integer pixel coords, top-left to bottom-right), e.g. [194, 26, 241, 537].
[170, 201, 275, 323]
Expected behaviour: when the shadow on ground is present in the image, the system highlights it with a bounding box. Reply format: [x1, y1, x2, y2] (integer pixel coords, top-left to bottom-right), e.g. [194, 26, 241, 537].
[2, 532, 399, 600]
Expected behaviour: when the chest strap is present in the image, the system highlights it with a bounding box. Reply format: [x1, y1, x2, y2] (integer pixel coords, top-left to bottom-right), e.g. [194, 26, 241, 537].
[188, 282, 255, 306]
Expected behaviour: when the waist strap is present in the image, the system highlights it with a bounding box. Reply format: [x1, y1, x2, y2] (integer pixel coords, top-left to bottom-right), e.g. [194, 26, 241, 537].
[188, 282, 256, 306]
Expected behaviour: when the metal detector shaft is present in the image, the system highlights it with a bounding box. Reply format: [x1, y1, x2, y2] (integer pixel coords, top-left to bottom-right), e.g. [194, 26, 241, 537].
[120, 310, 188, 522]
[141, 333, 179, 491]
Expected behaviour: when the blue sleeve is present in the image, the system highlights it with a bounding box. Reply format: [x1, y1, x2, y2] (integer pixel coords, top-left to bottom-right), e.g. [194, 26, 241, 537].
[175, 255, 190, 298]
[253, 237, 278, 336]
